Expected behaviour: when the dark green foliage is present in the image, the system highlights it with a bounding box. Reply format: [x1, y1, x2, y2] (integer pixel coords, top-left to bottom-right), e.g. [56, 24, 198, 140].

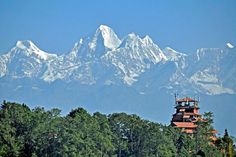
[222, 129, 234, 157]
[0, 101, 232, 156]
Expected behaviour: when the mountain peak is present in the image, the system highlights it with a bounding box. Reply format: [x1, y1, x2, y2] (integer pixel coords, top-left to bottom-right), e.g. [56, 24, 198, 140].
[143, 35, 152, 42]
[89, 25, 121, 50]
[127, 33, 138, 39]
[122, 33, 139, 43]
[16, 40, 36, 50]
[122, 34, 157, 48]
[98, 24, 111, 32]
[15, 40, 57, 60]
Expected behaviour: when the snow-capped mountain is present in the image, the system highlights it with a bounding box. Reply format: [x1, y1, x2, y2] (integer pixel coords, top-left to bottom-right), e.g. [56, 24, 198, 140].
[1, 25, 236, 137]
[0, 40, 57, 79]
[0, 25, 235, 95]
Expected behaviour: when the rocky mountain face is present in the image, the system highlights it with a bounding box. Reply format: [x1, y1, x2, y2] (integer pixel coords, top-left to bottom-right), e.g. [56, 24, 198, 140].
[0, 25, 235, 95]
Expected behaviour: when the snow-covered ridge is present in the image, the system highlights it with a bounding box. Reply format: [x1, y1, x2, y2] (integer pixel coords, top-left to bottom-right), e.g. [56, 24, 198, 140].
[15, 40, 57, 60]
[163, 47, 186, 61]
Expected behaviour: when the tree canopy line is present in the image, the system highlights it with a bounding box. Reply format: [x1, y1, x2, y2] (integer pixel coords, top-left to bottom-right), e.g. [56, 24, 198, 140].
[0, 101, 235, 157]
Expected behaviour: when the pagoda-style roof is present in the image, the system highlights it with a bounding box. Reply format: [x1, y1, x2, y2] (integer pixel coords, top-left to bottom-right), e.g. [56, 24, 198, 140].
[175, 105, 199, 109]
[176, 97, 198, 103]
[182, 112, 201, 116]
[172, 122, 197, 128]
[175, 97, 199, 109]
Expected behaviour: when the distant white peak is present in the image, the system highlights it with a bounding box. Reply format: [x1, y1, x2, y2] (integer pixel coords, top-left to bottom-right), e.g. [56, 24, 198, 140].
[119, 33, 141, 47]
[226, 42, 234, 49]
[98, 25, 112, 32]
[89, 25, 121, 50]
[15, 40, 57, 60]
[127, 32, 138, 38]
[142, 35, 153, 45]
[124, 33, 140, 42]
[16, 40, 35, 50]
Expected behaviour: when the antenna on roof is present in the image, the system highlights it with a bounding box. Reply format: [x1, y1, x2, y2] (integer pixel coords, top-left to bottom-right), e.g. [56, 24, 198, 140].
[174, 93, 178, 105]
[193, 95, 197, 106]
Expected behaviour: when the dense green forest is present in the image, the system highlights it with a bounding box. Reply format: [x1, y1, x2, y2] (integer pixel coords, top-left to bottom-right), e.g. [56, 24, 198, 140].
[0, 101, 235, 157]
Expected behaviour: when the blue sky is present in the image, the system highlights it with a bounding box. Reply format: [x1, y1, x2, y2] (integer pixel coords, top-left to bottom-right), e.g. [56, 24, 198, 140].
[0, 0, 236, 54]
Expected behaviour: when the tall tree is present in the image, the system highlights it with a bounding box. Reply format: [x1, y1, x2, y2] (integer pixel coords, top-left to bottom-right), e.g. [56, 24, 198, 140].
[223, 129, 234, 157]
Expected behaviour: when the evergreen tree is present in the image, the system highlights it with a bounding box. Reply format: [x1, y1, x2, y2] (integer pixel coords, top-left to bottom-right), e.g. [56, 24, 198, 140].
[223, 129, 234, 157]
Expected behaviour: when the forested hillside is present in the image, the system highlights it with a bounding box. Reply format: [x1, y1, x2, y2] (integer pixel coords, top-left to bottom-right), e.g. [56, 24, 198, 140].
[0, 101, 234, 157]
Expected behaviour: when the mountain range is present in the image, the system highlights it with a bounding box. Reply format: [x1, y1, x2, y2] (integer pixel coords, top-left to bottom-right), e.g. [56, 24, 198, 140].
[0, 25, 235, 136]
